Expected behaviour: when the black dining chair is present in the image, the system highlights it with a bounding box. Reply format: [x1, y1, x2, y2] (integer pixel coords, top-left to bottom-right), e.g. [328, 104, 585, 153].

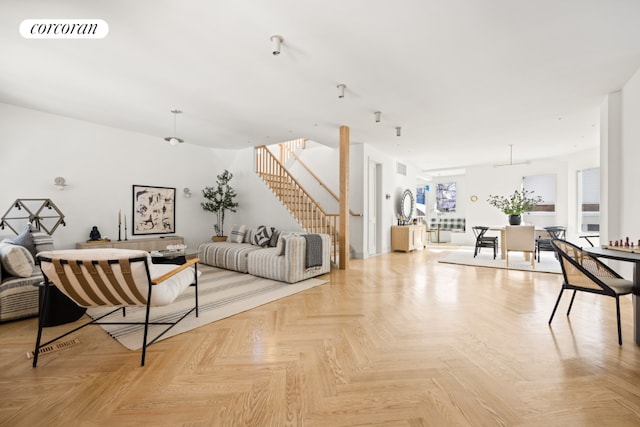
[472, 226, 498, 259]
[535, 226, 566, 262]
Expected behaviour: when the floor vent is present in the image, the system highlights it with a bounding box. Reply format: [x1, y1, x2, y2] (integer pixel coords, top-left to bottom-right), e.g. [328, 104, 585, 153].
[26, 338, 80, 359]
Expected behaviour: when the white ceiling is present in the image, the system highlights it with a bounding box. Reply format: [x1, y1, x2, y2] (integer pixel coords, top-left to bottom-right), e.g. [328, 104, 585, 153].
[2, 0, 640, 172]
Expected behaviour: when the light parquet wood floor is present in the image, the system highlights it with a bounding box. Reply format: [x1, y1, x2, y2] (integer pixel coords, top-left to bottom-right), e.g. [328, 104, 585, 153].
[2, 247, 640, 426]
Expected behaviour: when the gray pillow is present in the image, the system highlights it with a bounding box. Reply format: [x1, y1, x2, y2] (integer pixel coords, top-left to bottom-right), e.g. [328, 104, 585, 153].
[13, 224, 37, 259]
[269, 229, 281, 247]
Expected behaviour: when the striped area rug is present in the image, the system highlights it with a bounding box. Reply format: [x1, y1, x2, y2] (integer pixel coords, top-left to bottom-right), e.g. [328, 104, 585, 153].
[86, 264, 328, 350]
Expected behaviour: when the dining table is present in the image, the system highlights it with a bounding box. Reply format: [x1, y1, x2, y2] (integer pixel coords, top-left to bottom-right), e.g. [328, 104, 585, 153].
[489, 225, 550, 260]
[584, 246, 640, 345]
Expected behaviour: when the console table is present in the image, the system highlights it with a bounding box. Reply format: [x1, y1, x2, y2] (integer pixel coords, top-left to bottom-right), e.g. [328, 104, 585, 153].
[391, 225, 426, 252]
[76, 236, 184, 252]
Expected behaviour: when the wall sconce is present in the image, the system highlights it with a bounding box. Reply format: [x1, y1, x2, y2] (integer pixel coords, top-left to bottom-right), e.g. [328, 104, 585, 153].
[337, 84, 346, 98]
[54, 177, 67, 190]
[396, 126, 402, 137]
[270, 35, 283, 55]
[183, 187, 192, 198]
[375, 111, 381, 123]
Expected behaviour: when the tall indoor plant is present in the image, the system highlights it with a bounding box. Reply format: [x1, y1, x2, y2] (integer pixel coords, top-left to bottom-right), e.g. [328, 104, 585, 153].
[487, 189, 542, 225]
[201, 170, 239, 240]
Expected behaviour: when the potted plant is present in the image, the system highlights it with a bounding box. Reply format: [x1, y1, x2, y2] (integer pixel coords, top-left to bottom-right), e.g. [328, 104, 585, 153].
[201, 170, 239, 241]
[487, 189, 542, 225]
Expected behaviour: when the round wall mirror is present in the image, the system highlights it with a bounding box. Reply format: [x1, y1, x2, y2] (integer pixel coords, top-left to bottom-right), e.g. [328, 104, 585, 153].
[399, 189, 414, 223]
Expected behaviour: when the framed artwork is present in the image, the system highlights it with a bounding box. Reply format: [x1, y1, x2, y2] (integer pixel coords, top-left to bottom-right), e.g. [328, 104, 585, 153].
[436, 182, 456, 213]
[132, 185, 176, 235]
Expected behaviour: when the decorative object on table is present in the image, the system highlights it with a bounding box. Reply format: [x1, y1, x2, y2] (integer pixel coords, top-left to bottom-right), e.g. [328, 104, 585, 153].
[132, 185, 176, 235]
[398, 189, 414, 225]
[89, 226, 101, 241]
[201, 170, 239, 239]
[0, 199, 66, 235]
[487, 189, 542, 225]
[602, 237, 640, 253]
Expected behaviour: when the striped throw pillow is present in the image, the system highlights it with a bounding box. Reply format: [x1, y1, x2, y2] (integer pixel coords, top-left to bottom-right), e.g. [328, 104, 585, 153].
[227, 224, 247, 243]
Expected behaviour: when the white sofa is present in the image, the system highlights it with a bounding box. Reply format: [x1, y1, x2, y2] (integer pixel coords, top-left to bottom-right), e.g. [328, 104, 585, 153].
[197, 226, 331, 283]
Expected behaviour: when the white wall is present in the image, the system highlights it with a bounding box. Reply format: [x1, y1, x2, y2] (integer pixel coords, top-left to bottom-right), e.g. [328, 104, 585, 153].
[0, 103, 242, 250]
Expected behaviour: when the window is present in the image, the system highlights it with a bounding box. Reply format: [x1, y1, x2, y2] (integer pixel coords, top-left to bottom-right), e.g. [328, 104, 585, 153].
[578, 167, 600, 232]
[436, 182, 456, 212]
[523, 174, 556, 212]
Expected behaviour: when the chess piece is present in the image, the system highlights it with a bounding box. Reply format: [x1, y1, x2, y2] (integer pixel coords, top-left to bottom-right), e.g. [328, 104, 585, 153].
[89, 226, 101, 241]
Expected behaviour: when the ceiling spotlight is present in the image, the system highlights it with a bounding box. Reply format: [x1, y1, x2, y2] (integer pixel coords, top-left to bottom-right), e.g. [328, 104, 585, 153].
[163, 109, 184, 145]
[396, 127, 401, 137]
[375, 111, 381, 123]
[337, 84, 346, 98]
[270, 35, 283, 55]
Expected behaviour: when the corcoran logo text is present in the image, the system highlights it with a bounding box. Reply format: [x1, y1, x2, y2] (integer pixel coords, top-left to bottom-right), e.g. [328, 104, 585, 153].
[20, 19, 109, 39]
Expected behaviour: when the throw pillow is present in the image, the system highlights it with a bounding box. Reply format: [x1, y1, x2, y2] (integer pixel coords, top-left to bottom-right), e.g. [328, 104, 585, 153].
[277, 235, 287, 255]
[0, 240, 35, 277]
[13, 224, 37, 258]
[227, 224, 247, 243]
[251, 225, 273, 247]
[269, 229, 281, 247]
[29, 224, 55, 253]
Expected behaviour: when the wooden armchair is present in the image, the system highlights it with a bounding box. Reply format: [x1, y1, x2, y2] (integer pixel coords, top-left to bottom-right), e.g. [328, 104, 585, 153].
[33, 248, 199, 367]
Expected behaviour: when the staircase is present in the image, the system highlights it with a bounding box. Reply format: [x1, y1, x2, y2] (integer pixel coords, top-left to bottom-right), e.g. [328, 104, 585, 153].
[254, 145, 340, 266]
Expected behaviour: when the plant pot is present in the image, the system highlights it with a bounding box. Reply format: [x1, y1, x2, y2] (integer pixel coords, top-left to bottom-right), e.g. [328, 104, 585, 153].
[211, 236, 227, 242]
[508, 215, 522, 225]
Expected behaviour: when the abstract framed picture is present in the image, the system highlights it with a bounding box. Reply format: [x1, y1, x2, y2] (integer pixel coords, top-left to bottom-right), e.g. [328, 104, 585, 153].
[132, 185, 176, 235]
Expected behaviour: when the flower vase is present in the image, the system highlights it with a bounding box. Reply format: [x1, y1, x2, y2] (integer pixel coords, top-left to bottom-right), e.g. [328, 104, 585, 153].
[508, 215, 522, 225]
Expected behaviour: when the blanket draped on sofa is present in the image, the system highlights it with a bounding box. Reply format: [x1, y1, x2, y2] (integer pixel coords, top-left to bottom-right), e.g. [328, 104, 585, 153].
[303, 234, 323, 268]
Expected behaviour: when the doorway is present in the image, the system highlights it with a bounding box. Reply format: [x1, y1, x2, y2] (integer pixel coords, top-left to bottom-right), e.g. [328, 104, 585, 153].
[368, 160, 382, 256]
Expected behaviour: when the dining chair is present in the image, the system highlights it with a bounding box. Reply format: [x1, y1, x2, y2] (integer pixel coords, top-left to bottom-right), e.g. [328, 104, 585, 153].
[33, 248, 200, 367]
[535, 226, 566, 262]
[549, 239, 633, 345]
[505, 225, 535, 268]
[472, 226, 498, 259]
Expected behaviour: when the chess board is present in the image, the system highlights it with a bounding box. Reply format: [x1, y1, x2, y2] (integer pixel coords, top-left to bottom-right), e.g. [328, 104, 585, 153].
[601, 244, 640, 254]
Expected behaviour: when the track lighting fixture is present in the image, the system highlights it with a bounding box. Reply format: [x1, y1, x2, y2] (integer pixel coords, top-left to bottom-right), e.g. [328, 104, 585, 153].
[270, 35, 283, 55]
[337, 84, 346, 98]
[375, 111, 381, 123]
[164, 109, 184, 145]
[396, 127, 401, 137]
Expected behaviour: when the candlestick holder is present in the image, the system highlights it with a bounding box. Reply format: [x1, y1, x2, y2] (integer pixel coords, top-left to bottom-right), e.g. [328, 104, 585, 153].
[124, 225, 128, 241]
[118, 224, 122, 241]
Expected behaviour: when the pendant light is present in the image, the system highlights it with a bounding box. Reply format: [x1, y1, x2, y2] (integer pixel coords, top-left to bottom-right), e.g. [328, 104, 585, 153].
[164, 109, 184, 145]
